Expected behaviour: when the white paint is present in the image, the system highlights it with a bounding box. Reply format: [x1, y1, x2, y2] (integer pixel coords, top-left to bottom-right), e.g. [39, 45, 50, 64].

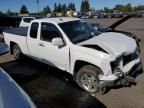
[19, 17, 35, 27]
[3, 17, 141, 83]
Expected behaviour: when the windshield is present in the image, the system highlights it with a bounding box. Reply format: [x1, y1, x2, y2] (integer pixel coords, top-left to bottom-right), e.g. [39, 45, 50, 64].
[59, 20, 100, 43]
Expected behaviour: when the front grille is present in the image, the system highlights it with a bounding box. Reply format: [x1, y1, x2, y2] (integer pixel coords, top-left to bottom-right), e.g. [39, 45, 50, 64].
[123, 52, 139, 65]
[110, 57, 122, 72]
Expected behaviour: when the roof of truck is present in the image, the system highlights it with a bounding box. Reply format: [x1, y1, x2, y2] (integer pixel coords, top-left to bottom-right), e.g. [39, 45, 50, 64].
[33, 17, 81, 24]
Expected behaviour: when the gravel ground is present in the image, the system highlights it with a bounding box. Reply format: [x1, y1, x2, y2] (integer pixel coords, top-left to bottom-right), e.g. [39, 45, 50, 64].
[0, 18, 144, 108]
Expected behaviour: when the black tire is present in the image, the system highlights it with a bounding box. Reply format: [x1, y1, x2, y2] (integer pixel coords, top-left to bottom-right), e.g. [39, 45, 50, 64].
[76, 65, 103, 93]
[12, 44, 23, 61]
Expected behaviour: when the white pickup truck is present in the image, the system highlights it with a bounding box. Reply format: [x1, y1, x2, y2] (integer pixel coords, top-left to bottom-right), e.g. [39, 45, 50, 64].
[3, 17, 143, 93]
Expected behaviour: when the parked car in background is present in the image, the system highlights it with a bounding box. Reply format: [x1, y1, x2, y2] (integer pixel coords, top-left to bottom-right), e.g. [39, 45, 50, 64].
[111, 13, 123, 18]
[46, 13, 56, 18]
[80, 12, 90, 19]
[90, 23, 107, 32]
[140, 12, 144, 17]
[93, 13, 106, 19]
[122, 13, 132, 18]
[105, 13, 113, 18]
[19, 17, 35, 27]
[0, 43, 36, 108]
[73, 11, 81, 18]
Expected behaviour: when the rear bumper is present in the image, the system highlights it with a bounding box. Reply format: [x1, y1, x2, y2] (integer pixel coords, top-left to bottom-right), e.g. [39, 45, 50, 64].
[101, 62, 143, 87]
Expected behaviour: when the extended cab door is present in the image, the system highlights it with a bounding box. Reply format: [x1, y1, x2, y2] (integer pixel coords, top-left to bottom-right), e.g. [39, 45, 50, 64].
[38, 22, 69, 71]
[27, 22, 40, 58]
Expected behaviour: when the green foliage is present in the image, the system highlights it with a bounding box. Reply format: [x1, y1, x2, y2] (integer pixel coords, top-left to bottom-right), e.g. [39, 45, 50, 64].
[6, 9, 12, 16]
[103, 3, 144, 13]
[104, 7, 113, 13]
[53, 3, 57, 12]
[53, 2, 76, 13]
[0, 11, 6, 16]
[134, 5, 144, 11]
[68, 3, 76, 11]
[57, 3, 62, 13]
[4, 9, 18, 16]
[41, 5, 51, 15]
[20, 5, 29, 14]
[61, 4, 67, 12]
[113, 3, 132, 12]
[81, 1, 90, 12]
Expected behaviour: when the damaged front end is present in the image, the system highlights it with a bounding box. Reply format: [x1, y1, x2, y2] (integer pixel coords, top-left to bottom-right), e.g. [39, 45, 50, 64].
[106, 50, 143, 87]
[106, 15, 141, 50]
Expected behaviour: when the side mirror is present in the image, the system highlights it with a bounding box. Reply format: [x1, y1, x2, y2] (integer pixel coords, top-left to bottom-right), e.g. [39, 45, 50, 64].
[52, 38, 64, 46]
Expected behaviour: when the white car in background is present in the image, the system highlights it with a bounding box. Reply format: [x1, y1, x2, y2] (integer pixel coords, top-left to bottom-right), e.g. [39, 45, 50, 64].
[19, 17, 35, 27]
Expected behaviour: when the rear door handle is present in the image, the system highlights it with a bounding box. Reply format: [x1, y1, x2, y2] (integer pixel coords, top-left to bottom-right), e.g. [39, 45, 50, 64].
[39, 43, 45, 47]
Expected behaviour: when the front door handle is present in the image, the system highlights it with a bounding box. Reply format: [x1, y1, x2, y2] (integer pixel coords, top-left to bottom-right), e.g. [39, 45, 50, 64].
[39, 43, 44, 47]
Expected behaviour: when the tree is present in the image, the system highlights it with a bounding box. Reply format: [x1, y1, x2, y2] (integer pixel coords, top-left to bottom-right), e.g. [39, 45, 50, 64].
[42, 5, 51, 15]
[126, 3, 132, 12]
[81, 1, 84, 12]
[104, 7, 113, 13]
[36, 0, 39, 14]
[68, 3, 71, 11]
[67, 3, 76, 11]
[81, 1, 90, 12]
[57, 3, 61, 12]
[20, 5, 29, 14]
[114, 4, 124, 12]
[6, 9, 12, 16]
[134, 5, 144, 11]
[72, 3, 76, 11]
[5, 9, 17, 16]
[53, 3, 57, 12]
[114, 3, 132, 12]
[0, 11, 5, 16]
[61, 4, 67, 12]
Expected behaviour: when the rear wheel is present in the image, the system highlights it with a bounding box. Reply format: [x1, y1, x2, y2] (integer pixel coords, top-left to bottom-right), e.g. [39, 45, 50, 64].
[13, 44, 23, 61]
[76, 65, 103, 93]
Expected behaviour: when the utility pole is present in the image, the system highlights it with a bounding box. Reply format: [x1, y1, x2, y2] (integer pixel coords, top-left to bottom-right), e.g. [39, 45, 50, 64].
[37, 0, 39, 15]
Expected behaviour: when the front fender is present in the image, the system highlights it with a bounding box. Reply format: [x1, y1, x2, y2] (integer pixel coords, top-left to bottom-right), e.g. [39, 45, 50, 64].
[70, 51, 112, 76]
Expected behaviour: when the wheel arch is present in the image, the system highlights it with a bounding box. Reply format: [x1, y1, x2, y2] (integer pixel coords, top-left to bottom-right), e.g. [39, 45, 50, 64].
[10, 41, 19, 54]
[73, 60, 102, 81]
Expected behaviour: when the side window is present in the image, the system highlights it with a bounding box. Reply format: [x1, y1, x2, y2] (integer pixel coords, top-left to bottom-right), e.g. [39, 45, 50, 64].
[41, 23, 61, 42]
[30, 23, 39, 39]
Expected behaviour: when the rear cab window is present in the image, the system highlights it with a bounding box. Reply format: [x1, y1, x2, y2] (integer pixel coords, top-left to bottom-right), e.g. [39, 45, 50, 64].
[30, 22, 39, 39]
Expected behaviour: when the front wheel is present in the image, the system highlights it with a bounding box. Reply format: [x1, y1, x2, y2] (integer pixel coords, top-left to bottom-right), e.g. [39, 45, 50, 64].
[76, 65, 103, 93]
[13, 44, 23, 61]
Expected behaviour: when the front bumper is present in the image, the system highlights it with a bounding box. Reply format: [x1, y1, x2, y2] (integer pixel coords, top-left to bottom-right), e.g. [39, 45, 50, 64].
[101, 61, 143, 87]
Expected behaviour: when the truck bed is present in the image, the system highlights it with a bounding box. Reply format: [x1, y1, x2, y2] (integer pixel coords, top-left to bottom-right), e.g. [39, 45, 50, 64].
[3, 27, 28, 37]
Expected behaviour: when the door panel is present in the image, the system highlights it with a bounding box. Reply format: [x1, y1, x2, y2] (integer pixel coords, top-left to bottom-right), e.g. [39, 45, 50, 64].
[38, 22, 69, 70]
[27, 22, 40, 58]
[39, 41, 69, 70]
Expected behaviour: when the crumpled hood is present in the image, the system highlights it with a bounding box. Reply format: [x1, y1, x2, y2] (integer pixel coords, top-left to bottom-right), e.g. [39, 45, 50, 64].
[78, 32, 137, 57]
